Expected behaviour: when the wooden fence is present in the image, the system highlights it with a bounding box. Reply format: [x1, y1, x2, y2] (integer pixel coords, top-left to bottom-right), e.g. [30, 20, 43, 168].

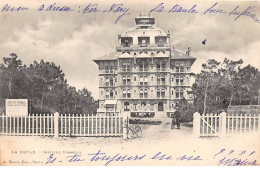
[193, 112, 260, 138]
[59, 114, 123, 137]
[0, 112, 125, 137]
[0, 114, 54, 136]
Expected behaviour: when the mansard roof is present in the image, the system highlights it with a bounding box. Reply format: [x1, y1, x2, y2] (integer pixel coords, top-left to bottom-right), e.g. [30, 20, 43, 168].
[171, 50, 196, 64]
[93, 50, 196, 64]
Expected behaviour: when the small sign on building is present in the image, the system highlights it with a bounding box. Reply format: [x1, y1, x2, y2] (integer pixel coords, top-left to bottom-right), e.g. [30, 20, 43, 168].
[5, 99, 28, 116]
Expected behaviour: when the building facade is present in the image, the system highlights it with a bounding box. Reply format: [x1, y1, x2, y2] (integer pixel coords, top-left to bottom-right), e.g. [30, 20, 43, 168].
[93, 16, 196, 118]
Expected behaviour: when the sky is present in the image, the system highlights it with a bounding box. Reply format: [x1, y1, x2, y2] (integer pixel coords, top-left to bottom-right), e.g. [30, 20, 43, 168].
[0, 0, 260, 99]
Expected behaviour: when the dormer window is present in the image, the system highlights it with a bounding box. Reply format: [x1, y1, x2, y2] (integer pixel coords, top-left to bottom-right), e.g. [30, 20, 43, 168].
[155, 36, 167, 47]
[121, 37, 133, 47]
[138, 37, 150, 47]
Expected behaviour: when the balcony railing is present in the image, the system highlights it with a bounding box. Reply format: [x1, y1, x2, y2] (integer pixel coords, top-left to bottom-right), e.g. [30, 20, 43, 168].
[139, 68, 149, 72]
[175, 82, 185, 86]
[122, 82, 131, 86]
[157, 81, 166, 85]
[100, 70, 115, 74]
[105, 83, 115, 87]
[140, 82, 148, 85]
[122, 68, 132, 72]
[157, 68, 166, 72]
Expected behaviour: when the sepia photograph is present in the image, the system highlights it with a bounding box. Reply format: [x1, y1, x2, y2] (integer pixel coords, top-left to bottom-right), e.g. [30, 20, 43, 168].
[0, 0, 259, 166]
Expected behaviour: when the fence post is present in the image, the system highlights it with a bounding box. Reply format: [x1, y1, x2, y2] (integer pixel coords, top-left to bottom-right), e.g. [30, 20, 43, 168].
[54, 112, 59, 138]
[123, 113, 128, 139]
[220, 112, 226, 138]
[193, 112, 200, 138]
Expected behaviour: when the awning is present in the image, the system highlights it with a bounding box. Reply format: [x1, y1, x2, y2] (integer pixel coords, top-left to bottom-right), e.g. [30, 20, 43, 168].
[104, 100, 117, 105]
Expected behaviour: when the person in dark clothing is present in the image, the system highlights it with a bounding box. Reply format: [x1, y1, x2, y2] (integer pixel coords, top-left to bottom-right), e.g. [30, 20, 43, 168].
[175, 105, 181, 129]
[171, 113, 176, 129]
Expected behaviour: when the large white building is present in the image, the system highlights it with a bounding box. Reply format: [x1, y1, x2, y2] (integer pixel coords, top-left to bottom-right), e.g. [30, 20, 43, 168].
[93, 16, 196, 118]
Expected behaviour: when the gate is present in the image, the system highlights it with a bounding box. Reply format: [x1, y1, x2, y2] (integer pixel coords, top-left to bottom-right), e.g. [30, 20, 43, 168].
[193, 112, 260, 138]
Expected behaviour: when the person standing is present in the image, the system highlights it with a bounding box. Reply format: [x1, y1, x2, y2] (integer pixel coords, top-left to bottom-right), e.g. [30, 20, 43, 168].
[171, 113, 176, 129]
[175, 104, 181, 129]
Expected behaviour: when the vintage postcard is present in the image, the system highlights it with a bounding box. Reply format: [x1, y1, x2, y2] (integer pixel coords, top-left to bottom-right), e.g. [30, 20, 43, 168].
[0, 0, 259, 166]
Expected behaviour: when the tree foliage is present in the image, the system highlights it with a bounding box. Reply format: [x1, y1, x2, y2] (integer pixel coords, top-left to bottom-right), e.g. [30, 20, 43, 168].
[191, 58, 260, 114]
[0, 53, 97, 114]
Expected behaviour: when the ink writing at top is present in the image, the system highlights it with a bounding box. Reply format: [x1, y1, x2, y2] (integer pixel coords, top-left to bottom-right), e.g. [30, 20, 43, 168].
[1, 4, 29, 12]
[203, 2, 226, 15]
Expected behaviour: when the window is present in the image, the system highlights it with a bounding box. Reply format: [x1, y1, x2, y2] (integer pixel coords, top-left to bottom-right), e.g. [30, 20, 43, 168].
[141, 102, 146, 110]
[180, 66, 184, 72]
[144, 76, 148, 85]
[127, 89, 131, 98]
[123, 89, 126, 98]
[139, 60, 148, 71]
[110, 90, 114, 98]
[110, 77, 114, 86]
[105, 77, 109, 86]
[157, 76, 160, 85]
[140, 76, 144, 85]
[134, 77, 136, 81]
[156, 61, 166, 71]
[124, 102, 130, 111]
[140, 89, 144, 98]
[176, 89, 184, 99]
[158, 102, 164, 111]
[101, 91, 103, 95]
[127, 76, 131, 85]
[157, 89, 160, 98]
[122, 63, 131, 72]
[157, 88, 166, 98]
[161, 89, 165, 98]
[162, 61, 166, 69]
[161, 75, 165, 85]
[138, 37, 150, 47]
[105, 65, 109, 73]
[123, 89, 131, 98]
[175, 62, 184, 72]
[176, 76, 184, 86]
[157, 75, 166, 85]
[123, 76, 131, 85]
[156, 63, 160, 70]
[105, 90, 109, 99]
[144, 89, 148, 98]
[155, 36, 167, 47]
[133, 103, 137, 110]
[121, 37, 133, 47]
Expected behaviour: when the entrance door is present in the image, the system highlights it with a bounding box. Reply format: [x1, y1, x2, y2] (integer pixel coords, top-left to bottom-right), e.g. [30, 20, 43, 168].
[158, 102, 164, 111]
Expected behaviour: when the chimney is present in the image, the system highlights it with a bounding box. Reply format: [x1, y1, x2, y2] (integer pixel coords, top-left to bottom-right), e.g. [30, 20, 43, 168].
[187, 47, 191, 56]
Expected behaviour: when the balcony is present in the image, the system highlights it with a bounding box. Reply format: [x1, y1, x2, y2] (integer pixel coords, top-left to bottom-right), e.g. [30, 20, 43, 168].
[157, 68, 166, 72]
[99, 69, 115, 74]
[139, 68, 149, 72]
[121, 82, 131, 86]
[175, 82, 189, 86]
[140, 82, 148, 86]
[157, 81, 166, 85]
[121, 68, 132, 72]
